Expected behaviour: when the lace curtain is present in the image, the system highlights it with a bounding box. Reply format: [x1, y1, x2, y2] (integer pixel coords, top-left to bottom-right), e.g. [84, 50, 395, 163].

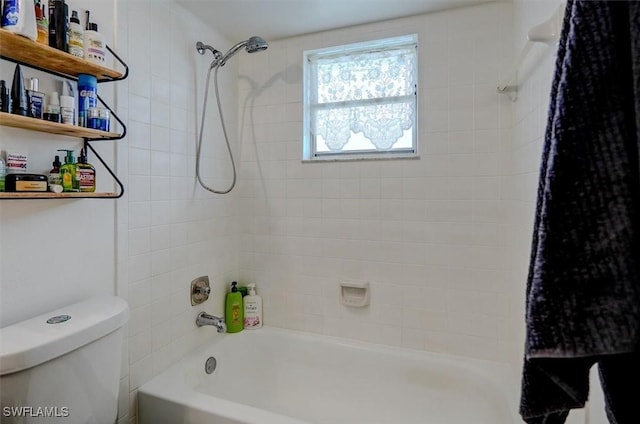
[309, 46, 417, 151]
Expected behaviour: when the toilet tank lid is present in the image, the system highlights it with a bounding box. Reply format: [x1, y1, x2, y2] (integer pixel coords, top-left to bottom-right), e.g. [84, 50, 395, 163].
[0, 296, 129, 376]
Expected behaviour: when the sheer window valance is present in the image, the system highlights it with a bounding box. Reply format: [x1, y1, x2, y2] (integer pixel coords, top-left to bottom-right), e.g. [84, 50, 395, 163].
[304, 35, 418, 160]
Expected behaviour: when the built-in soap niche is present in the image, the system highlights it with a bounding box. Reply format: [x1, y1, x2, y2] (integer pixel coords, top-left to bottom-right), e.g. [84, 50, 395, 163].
[339, 281, 370, 307]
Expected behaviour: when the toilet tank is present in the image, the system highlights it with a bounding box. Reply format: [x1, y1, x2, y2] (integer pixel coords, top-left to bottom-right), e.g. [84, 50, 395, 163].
[0, 296, 129, 424]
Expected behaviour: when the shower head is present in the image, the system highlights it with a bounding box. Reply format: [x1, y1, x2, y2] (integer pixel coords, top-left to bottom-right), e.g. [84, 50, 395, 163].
[245, 36, 269, 53]
[217, 36, 269, 67]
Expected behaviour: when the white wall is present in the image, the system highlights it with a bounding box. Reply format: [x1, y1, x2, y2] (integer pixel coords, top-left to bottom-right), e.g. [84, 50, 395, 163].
[114, 0, 240, 422]
[0, 0, 117, 326]
[236, 1, 515, 362]
[0, 0, 240, 423]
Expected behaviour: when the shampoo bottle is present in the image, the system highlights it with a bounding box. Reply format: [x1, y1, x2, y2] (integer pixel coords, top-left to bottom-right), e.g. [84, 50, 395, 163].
[83, 11, 105, 65]
[243, 283, 263, 329]
[67, 10, 83, 58]
[1, 0, 37, 41]
[225, 281, 244, 333]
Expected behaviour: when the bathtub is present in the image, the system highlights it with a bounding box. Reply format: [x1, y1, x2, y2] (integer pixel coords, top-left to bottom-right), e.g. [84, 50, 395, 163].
[138, 327, 517, 424]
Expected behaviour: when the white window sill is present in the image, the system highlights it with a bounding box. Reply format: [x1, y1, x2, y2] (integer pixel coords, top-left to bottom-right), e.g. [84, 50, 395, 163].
[302, 153, 420, 163]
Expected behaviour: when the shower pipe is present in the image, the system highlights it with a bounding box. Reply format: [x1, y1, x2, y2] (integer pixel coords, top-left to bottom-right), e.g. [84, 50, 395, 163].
[195, 36, 268, 194]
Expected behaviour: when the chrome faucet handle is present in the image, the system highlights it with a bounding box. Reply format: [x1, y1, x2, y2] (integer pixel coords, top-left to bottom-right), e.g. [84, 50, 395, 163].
[191, 276, 211, 306]
[196, 286, 211, 296]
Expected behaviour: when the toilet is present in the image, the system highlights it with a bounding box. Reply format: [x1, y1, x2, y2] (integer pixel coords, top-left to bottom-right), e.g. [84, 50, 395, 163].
[0, 296, 129, 424]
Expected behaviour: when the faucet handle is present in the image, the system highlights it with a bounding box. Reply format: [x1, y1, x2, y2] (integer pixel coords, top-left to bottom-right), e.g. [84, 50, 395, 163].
[191, 276, 211, 306]
[196, 286, 211, 296]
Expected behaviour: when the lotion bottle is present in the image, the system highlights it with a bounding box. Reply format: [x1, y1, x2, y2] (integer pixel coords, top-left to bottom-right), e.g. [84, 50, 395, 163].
[225, 281, 243, 333]
[243, 283, 262, 329]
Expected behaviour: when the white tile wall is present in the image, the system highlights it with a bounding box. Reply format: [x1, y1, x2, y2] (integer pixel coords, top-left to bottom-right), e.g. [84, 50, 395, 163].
[0, 1, 583, 422]
[236, 1, 514, 362]
[114, 0, 239, 422]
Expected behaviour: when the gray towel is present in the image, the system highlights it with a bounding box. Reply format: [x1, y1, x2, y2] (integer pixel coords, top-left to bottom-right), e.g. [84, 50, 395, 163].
[520, 1, 640, 422]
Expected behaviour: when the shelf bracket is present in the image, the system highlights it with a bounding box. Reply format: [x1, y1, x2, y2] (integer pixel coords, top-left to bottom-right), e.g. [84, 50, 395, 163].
[83, 140, 125, 199]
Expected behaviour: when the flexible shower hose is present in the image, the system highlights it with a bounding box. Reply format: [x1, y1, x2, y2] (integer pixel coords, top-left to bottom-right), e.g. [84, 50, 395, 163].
[196, 65, 237, 194]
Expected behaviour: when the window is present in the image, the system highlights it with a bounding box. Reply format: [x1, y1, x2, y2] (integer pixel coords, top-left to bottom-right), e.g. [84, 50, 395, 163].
[303, 35, 418, 161]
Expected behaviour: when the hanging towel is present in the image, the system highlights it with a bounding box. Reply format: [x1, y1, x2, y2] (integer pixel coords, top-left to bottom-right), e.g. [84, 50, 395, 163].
[520, 0, 640, 423]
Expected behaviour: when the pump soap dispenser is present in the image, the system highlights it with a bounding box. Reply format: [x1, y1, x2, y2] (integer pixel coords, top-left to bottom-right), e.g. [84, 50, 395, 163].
[58, 149, 78, 192]
[243, 283, 262, 329]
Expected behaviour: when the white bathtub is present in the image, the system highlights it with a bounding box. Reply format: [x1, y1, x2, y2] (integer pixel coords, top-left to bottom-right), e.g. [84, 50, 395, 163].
[138, 327, 516, 424]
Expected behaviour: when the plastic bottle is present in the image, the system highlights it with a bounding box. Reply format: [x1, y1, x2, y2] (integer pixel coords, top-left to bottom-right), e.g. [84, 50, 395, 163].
[47, 0, 67, 52]
[27, 77, 44, 119]
[243, 283, 263, 329]
[58, 149, 77, 192]
[76, 148, 95, 192]
[83, 11, 105, 66]
[60, 80, 76, 125]
[44, 91, 60, 122]
[0, 154, 5, 192]
[1, 0, 37, 41]
[34, 1, 48, 45]
[77, 74, 97, 127]
[225, 281, 244, 333]
[67, 10, 83, 58]
[0, 80, 11, 113]
[48, 155, 62, 192]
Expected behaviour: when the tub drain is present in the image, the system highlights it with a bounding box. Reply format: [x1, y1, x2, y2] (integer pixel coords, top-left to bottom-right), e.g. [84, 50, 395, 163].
[205, 356, 217, 374]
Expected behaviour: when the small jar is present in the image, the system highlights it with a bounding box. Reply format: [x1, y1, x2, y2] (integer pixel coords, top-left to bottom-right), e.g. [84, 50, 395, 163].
[99, 108, 110, 131]
[87, 107, 101, 129]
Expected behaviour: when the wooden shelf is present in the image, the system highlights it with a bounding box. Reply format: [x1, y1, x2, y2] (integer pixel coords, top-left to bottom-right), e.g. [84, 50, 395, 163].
[0, 112, 120, 139]
[0, 29, 127, 201]
[0, 192, 119, 199]
[0, 29, 123, 80]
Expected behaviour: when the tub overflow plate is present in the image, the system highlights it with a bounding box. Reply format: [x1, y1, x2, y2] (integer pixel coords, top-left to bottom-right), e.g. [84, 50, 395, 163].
[46, 314, 71, 324]
[205, 356, 217, 374]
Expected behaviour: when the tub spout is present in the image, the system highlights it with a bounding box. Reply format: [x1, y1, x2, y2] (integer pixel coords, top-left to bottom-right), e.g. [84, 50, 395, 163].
[196, 312, 227, 333]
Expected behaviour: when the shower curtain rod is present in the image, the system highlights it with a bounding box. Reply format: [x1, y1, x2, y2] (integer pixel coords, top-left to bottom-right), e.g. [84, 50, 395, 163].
[497, 2, 565, 101]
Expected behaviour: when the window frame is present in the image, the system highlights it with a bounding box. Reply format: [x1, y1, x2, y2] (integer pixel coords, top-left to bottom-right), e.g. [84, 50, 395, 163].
[303, 34, 419, 162]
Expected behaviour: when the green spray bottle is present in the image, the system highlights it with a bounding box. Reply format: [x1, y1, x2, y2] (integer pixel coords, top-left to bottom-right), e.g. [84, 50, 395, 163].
[58, 149, 78, 192]
[225, 281, 244, 333]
